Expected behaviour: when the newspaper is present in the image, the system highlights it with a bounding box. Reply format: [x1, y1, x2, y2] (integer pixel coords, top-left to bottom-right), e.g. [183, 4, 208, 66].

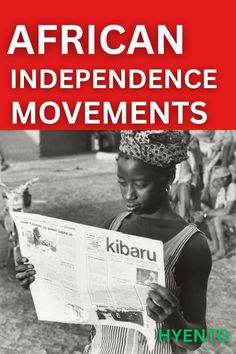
[11, 211, 165, 350]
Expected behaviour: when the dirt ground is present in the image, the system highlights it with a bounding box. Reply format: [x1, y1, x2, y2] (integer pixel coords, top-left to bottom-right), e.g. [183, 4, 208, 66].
[0, 154, 235, 354]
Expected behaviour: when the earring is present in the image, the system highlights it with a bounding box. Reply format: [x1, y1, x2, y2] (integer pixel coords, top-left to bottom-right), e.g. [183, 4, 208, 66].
[166, 185, 170, 193]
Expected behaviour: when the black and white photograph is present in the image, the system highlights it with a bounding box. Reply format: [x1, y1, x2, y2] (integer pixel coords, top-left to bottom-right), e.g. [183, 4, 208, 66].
[96, 308, 144, 326]
[0, 130, 236, 354]
[136, 268, 159, 287]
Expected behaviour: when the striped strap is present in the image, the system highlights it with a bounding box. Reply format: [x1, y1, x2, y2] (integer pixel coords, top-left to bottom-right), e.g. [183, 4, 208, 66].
[165, 224, 202, 269]
[109, 212, 131, 231]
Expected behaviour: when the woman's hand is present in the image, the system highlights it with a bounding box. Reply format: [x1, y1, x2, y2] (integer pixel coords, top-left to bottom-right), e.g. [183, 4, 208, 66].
[15, 257, 36, 289]
[146, 283, 179, 323]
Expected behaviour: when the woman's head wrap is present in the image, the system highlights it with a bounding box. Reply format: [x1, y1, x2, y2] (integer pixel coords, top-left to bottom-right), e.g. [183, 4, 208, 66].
[119, 130, 188, 167]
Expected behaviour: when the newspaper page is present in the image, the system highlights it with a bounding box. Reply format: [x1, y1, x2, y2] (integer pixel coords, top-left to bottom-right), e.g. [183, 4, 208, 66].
[11, 211, 165, 350]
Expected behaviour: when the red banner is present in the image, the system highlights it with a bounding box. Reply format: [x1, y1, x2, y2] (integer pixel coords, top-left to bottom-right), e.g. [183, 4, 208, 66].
[0, 0, 234, 129]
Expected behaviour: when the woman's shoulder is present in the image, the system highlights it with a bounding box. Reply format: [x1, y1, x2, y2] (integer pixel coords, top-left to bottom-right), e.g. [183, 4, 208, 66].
[183, 230, 210, 253]
[177, 231, 212, 279]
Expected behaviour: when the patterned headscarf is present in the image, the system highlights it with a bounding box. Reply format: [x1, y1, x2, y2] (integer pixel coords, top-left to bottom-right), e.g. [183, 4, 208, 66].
[119, 130, 188, 167]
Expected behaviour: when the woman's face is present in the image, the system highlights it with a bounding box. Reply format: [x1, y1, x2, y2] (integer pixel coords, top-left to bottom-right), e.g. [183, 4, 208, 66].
[218, 175, 231, 187]
[117, 157, 169, 215]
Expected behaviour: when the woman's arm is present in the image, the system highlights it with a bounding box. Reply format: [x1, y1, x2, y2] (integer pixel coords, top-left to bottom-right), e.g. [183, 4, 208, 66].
[146, 232, 212, 351]
[170, 233, 211, 349]
[203, 150, 222, 187]
[204, 202, 234, 217]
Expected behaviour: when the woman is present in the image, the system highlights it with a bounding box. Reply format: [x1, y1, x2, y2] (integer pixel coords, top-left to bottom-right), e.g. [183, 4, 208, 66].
[16, 130, 211, 354]
[200, 166, 236, 260]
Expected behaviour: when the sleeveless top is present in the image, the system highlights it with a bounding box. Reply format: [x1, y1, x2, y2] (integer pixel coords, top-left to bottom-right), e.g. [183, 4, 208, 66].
[85, 212, 201, 354]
